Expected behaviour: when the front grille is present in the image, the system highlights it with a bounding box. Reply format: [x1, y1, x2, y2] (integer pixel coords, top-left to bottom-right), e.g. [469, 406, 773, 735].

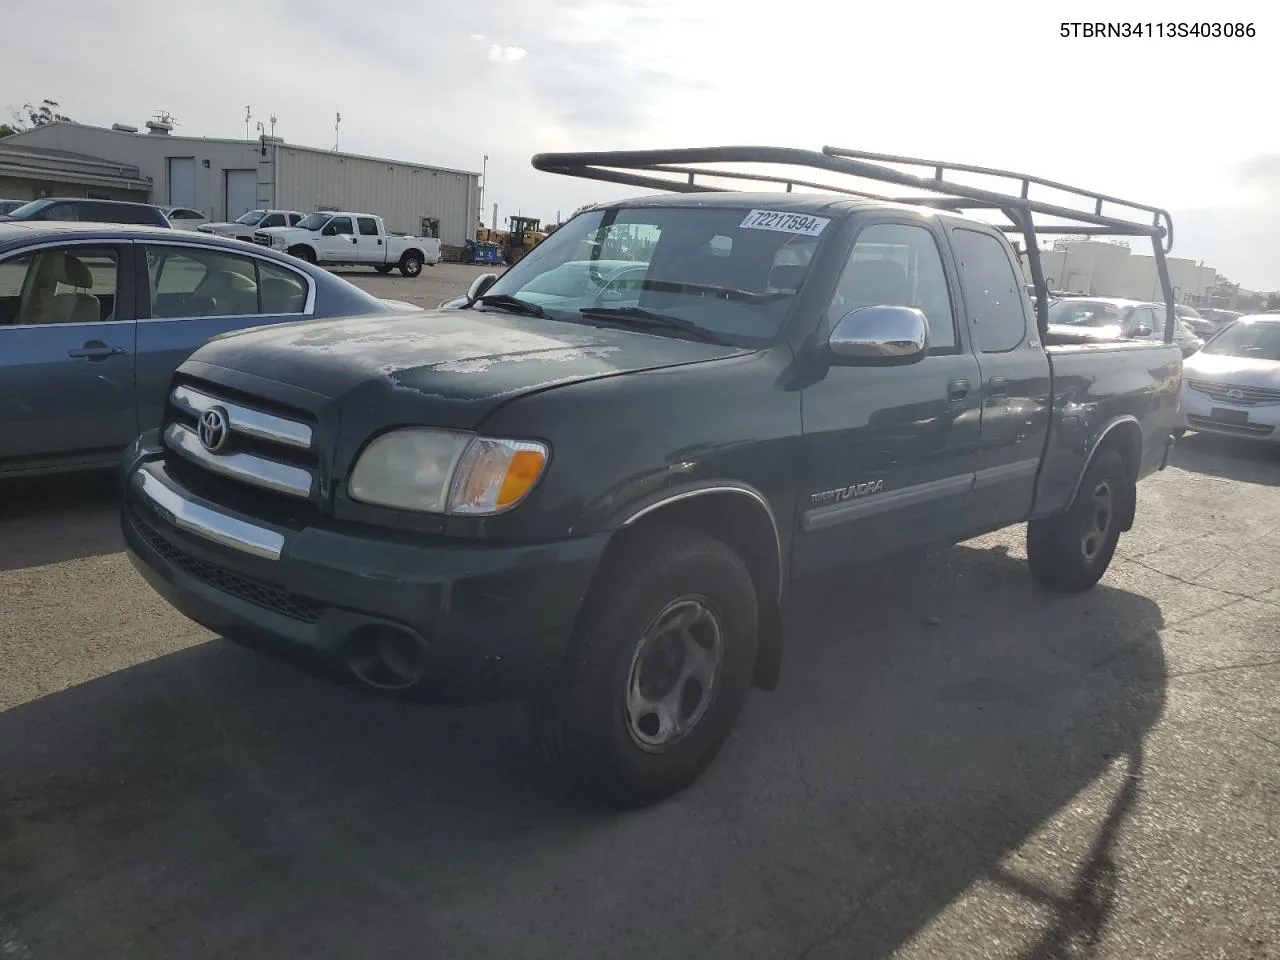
[163, 378, 321, 515]
[253, 233, 273, 247]
[1187, 415, 1275, 437]
[130, 507, 325, 623]
[1186, 379, 1280, 406]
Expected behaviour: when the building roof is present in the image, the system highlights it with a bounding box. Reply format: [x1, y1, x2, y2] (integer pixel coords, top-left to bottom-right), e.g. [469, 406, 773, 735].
[4, 121, 480, 178]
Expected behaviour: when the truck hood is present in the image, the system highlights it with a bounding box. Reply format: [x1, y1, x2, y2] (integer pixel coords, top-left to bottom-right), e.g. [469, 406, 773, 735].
[255, 226, 308, 237]
[184, 308, 752, 430]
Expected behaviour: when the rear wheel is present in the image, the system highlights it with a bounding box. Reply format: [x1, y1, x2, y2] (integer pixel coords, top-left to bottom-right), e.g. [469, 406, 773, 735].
[399, 252, 423, 277]
[1027, 448, 1131, 593]
[530, 525, 759, 808]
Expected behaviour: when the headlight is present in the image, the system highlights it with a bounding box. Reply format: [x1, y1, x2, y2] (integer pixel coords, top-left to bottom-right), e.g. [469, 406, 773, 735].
[348, 428, 549, 516]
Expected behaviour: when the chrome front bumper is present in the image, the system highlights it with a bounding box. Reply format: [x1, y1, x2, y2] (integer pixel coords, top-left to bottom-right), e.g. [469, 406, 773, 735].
[1179, 386, 1280, 442]
[131, 464, 287, 561]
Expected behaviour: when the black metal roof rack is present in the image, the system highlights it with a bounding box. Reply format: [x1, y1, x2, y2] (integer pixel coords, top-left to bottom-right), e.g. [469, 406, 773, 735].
[531, 146, 1177, 343]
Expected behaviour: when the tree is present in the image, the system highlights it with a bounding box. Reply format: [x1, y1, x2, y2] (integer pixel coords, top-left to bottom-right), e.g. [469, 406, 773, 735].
[1, 99, 72, 137]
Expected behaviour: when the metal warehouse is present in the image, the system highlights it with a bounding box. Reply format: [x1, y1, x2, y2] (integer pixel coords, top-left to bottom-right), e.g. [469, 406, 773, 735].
[0, 119, 480, 246]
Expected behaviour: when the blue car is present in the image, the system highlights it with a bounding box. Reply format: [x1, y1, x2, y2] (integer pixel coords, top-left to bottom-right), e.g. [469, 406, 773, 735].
[0, 221, 400, 478]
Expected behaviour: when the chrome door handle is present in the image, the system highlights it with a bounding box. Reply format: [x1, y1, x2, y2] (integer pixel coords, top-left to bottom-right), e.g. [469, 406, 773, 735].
[987, 377, 1008, 397]
[947, 379, 970, 401]
[69, 342, 125, 360]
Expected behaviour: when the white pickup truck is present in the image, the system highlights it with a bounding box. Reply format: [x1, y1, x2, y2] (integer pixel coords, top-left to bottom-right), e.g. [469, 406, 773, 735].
[253, 211, 441, 277]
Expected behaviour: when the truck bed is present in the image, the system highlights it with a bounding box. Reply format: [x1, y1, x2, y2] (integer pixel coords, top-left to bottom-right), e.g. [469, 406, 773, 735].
[1032, 338, 1182, 520]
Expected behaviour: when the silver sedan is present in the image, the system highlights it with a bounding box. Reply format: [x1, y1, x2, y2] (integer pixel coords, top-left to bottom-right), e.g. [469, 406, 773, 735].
[1177, 315, 1280, 442]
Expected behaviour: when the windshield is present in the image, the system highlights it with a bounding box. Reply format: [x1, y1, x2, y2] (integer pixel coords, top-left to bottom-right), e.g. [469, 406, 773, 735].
[5, 199, 52, 218]
[1202, 320, 1280, 361]
[297, 212, 332, 231]
[481, 205, 828, 344]
[234, 209, 267, 225]
[1047, 300, 1127, 327]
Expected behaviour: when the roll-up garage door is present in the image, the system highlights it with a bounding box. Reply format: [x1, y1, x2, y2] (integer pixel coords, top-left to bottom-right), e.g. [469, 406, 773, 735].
[167, 157, 196, 208]
[224, 169, 257, 221]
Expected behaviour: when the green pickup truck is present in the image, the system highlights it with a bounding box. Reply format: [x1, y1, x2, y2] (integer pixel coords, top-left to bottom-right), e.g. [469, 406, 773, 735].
[121, 146, 1182, 807]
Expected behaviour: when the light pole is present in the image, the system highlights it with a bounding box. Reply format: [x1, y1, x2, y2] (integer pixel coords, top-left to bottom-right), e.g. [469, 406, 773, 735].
[479, 153, 488, 237]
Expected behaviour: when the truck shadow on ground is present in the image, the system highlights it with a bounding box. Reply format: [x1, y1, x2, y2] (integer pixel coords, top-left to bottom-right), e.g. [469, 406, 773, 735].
[1170, 431, 1280, 487]
[0, 470, 122, 571]
[0, 542, 1166, 960]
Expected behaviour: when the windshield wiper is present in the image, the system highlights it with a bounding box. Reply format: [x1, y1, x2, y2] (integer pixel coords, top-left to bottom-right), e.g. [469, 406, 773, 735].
[578, 306, 728, 344]
[476, 294, 546, 318]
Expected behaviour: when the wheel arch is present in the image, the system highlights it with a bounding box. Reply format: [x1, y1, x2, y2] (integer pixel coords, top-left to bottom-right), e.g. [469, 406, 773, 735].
[1071, 415, 1143, 531]
[287, 243, 316, 262]
[601, 482, 786, 691]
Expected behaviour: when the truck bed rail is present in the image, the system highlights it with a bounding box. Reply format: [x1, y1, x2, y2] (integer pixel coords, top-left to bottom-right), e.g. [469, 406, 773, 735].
[530, 145, 1177, 344]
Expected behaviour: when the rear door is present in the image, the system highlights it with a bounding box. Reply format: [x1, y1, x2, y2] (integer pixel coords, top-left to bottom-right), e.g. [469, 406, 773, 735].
[134, 243, 312, 430]
[0, 241, 138, 470]
[944, 226, 1052, 532]
[793, 218, 983, 577]
[356, 216, 385, 263]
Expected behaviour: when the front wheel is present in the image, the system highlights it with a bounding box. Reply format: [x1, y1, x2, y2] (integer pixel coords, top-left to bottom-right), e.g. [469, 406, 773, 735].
[1026, 448, 1131, 593]
[288, 245, 316, 264]
[399, 252, 423, 277]
[530, 525, 759, 808]
[373, 264, 393, 275]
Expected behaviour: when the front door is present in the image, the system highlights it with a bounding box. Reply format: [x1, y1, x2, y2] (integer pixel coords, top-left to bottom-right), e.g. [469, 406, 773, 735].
[135, 243, 312, 431]
[320, 215, 356, 261]
[0, 242, 138, 470]
[793, 220, 982, 579]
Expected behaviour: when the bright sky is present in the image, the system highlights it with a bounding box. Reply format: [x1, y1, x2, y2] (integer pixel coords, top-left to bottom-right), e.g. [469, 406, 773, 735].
[8, 1, 1279, 287]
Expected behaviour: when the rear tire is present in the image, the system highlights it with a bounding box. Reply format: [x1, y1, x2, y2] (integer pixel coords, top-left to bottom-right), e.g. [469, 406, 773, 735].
[374, 264, 393, 275]
[399, 252, 423, 277]
[529, 525, 759, 808]
[1027, 448, 1131, 593]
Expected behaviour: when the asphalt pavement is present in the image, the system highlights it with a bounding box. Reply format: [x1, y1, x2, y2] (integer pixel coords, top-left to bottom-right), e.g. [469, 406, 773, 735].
[0, 315, 1277, 958]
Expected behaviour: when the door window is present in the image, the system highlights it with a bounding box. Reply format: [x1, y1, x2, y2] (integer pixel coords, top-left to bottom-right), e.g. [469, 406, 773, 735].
[328, 217, 353, 236]
[0, 248, 120, 325]
[357, 217, 379, 236]
[145, 246, 305, 318]
[288, 213, 303, 226]
[949, 228, 1029, 353]
[827, 222, 957, 352]
[260, 213, 286, 228]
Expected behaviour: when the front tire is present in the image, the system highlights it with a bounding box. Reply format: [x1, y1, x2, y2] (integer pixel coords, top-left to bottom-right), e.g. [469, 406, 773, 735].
[399, 252, 423, 277]
[1027, 448, 1131, 593]
[530, 525, 759, 808]
[288, 245, 316, 264]
[374, 264, 393, 275]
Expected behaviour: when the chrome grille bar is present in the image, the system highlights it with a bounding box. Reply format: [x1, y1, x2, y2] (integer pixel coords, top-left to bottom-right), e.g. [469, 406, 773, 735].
[171, 385, 313, 449]
[164, 422, 313, 498]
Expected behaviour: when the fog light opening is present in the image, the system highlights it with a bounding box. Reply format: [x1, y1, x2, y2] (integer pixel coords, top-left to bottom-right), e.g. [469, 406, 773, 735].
[346, 626, 429, 691]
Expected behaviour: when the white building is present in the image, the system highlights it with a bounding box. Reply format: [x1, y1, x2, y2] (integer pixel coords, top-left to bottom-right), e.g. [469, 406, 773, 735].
[0, 119, 480, 246]
[1025, 239, 1219, 305]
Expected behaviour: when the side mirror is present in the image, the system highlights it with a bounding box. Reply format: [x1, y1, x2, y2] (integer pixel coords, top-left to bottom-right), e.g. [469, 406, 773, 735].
[466, 272, 499, 302]
[828, 305, 929, 364]
[1132, 321, 1153, 338]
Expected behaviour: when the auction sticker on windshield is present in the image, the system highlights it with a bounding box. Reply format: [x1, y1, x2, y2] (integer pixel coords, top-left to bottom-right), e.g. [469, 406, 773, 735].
[739, 210, 831, 236]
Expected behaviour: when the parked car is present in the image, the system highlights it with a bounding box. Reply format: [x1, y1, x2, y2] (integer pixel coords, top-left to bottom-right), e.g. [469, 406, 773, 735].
[198, 208, 305, 243]
[163, 207, 210, 230]
[1177, 315, 1280, 442]
[253, 211, 441, 277]
[0, 199, 26, 215]
[1175, 304, 1219, 339]
[0, 197, 172, 228]
[0, 221, 400, 479]
[1197, 307, 1243, 332]
[1047, 296, 1204, 356]
[122, 144, 1182, 808]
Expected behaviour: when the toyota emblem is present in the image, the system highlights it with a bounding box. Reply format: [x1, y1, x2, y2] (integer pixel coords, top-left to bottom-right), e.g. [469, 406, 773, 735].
[1226, 388, 1244, 401]
[198, 406, 231, 452]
